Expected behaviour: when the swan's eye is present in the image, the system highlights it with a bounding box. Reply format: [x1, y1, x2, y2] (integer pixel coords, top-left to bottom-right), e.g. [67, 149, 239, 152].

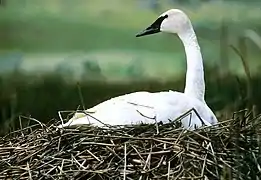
[150, 15, 168, 28]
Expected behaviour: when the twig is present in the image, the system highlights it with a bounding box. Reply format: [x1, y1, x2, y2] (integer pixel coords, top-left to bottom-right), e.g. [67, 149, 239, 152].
[124, 143, 127, 180]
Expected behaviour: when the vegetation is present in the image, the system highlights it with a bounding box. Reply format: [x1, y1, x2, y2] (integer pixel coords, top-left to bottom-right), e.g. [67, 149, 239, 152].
[0, 68, 261, 136]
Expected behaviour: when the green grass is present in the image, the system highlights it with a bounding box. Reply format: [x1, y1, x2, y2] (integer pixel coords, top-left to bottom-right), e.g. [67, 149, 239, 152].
[1, 0, 261, 51]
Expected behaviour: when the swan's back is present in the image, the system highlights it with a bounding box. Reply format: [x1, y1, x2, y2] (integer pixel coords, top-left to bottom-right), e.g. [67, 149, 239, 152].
[59, 91, 217, 130]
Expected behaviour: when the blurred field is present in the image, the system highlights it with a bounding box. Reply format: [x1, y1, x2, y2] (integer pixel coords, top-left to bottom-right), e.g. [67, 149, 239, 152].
[0, 0, 261, 79]
[0, 0, 261, 134]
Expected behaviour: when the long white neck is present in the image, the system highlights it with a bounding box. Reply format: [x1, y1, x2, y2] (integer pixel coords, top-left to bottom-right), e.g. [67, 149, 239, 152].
[178, 26, 205, 102]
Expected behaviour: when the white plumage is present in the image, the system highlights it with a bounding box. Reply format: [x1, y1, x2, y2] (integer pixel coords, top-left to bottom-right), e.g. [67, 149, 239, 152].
[58, 9, 218, 130]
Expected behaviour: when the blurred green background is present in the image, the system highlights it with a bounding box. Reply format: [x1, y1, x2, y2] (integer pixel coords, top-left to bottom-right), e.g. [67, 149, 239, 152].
[0, 0, 261, 134]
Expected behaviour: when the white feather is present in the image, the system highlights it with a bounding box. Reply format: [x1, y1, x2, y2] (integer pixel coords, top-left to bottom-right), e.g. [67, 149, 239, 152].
[58, 91, 217, 130]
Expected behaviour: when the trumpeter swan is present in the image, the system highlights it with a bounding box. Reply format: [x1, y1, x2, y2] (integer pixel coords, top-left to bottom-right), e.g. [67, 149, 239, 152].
[58, 9, 218, 130]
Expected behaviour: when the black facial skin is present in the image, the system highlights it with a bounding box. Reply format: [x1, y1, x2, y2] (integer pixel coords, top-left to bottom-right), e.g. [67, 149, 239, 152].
[136, 15, 168, 37]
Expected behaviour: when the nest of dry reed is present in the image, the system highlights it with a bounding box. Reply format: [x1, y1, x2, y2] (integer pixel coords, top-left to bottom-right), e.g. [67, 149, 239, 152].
[0, 109, 261, 180]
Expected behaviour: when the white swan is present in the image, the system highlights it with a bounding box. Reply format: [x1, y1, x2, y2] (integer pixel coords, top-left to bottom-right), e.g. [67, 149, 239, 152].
[58, 9, 218, 130]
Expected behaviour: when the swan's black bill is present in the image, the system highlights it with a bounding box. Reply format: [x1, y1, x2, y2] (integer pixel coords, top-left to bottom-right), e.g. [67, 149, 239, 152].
[136, 15, 168, 37]
[136, 26, 160, 37]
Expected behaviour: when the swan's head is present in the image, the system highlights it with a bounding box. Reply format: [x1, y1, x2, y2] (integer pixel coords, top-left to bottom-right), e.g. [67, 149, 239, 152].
[136, 9, 191, 37]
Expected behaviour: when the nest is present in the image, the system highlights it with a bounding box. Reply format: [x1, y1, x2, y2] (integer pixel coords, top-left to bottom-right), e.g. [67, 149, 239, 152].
[0, 110, 261, 180]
